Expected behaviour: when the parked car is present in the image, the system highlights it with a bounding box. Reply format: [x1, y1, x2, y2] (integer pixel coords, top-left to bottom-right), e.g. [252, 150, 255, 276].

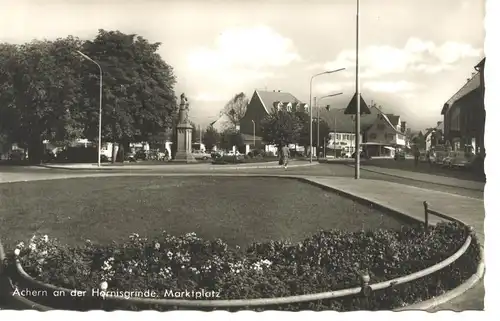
[394, 150, 406, 160]
[442, 152, 454, 168]
[450, 151, 475, 169]
[134, 150, 147, 161]
[8, 150, 25, 161]
[434, 151, 447, 165]
[192, 150, 211, 160]
[126, 152, 137, 162]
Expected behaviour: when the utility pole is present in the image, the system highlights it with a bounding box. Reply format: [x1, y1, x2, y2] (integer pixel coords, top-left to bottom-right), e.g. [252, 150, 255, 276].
[354, 0, 361, 179]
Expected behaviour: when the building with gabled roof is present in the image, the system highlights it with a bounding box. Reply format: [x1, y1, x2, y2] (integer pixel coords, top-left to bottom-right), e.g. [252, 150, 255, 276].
[239, 89, 309, 146]
[313, 104, 407, 157]
[440, 58, 485, 155]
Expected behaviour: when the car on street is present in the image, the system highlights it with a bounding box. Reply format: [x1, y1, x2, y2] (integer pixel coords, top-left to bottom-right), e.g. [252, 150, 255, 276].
[434, 151, 448, 165]
[192, 150, 211, 160]
[449, 151, 475, 169]
[442, 152, 454, 167]
[394, 150, 406, 160]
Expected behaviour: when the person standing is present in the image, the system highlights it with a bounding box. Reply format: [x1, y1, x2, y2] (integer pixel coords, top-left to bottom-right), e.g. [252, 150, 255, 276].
[281, 144, 290, 169]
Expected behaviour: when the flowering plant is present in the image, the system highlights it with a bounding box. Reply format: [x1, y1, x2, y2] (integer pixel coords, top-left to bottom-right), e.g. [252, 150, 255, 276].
[11, 222, 480, 311]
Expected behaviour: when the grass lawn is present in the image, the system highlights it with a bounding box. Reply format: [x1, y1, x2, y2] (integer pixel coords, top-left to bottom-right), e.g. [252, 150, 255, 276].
[0, 176, 407, 250]
[363, 159, 485, 182]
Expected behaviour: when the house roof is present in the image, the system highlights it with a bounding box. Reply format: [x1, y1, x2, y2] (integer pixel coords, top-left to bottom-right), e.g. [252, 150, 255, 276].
[475, 57, 485, 70]
[441, 71, 481, 115]
[255, 90, 302, 114]
[385, 114, 400, 127]
[424, 128, 434, 138]
[317, 105, 405, 135]
[316, 106, 378, 133]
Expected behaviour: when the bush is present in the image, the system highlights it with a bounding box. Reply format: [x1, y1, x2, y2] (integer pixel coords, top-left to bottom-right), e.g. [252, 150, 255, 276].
[211, 155, 245, 165]
[54, 147, 106, 163]
[248, 149, 266, 158]
[7, 222, 480, 311]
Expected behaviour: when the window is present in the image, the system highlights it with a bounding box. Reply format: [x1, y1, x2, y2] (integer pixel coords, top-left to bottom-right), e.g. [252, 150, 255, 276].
[336, 134, 341, 140]
[369, 133, 377, 139]
[386, 133, 394, 140]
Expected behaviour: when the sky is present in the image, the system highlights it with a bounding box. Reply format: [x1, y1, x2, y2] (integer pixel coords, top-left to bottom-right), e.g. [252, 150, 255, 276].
[0, 0, 485, 131]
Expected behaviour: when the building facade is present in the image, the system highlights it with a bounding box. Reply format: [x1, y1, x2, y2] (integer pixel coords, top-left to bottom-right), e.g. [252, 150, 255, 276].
[441, 58, 485, 155]
[239, 89, 309, 148]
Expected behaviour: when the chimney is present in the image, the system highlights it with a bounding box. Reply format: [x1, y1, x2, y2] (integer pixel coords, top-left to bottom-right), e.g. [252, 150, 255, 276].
[401, 121, 406, 133]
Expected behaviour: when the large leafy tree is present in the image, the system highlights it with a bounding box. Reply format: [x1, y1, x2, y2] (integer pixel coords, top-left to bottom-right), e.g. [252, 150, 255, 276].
[312, 119, 330, 147]
[202, 126, 220, 151]
[0, 37, 86, 164]
[260, 110, 304, 147]
[222, 92, 248, 129]
[80, 29, 177, 155]
[219, 129, 244, 152]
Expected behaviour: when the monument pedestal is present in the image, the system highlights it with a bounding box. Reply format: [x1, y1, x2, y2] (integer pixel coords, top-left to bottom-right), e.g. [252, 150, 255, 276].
[172, 122, 197, 163]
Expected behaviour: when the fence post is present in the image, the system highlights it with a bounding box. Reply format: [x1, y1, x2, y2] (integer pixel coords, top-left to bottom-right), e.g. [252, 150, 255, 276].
[360, 272, 372, 310]
[423, 201, 429, 231]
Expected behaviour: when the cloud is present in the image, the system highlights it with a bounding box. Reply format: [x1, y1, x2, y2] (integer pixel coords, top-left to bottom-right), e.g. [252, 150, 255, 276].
[186, 25, 300, 97]
[187, 26, 301, 72]
[314, 81, 350, 95]
[192, 93, 229, 102]
[320, 37, 481, 78]
[363, 81, 418, 93]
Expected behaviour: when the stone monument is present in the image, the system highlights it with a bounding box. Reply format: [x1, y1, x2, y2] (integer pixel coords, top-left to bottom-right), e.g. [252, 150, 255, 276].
[172, 93, 197, 163]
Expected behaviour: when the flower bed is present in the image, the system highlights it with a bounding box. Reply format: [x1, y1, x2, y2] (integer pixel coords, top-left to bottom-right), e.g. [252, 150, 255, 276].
[6, 222, 480, 311]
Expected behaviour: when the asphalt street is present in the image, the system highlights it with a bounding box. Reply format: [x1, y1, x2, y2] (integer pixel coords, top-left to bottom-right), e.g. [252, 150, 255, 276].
[0, 163, 484, 199]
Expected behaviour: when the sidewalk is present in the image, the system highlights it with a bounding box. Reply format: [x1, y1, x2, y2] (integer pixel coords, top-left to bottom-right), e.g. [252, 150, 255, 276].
[303, 176, 484, 311]
[355, 165, 485, 191]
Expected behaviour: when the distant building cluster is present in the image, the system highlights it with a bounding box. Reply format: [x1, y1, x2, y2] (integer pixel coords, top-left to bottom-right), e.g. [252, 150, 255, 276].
[238, 89, 410, 158]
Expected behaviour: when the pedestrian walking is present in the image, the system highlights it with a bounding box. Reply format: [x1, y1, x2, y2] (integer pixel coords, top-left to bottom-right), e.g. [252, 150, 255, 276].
[281, 144, 290, 169]
[414, 149, 420, 167]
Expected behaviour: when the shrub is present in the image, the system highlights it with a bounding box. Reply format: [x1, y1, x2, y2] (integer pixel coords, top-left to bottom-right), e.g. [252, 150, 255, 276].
[8, 222, 480, 311]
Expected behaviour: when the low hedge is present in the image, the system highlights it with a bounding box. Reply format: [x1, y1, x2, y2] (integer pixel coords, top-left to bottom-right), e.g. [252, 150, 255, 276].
[5, 222, 480, 311]
[212, 155, 277, 165]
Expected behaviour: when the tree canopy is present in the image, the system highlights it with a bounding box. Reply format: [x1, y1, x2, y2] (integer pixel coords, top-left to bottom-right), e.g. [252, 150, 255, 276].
[260, 110, 304, 147]
[221, 92, 248, 129]
[0, 29, 178, 163]
[202, 126, 220, 151]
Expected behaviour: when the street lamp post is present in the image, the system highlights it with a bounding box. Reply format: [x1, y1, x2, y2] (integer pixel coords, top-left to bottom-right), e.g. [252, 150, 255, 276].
[251, 120, 256, 148]
[354, 0, 361, 179]
[316, 92, 343, 160]
[309, 68, 345, 163]
[77, 50, 103, 167]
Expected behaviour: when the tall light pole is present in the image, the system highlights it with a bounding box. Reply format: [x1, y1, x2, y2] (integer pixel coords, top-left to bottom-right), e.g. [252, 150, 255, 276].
[251, 120, 256, 148]
[316, 92, 343, 160]
[309, 68, 345, 163]
[354, 0, 361, 179]
[77, 50, 103, 167]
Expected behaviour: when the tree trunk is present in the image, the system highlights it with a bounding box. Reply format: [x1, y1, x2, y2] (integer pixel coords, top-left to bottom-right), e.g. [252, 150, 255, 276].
[111, 143, 116, 163]
[27, 137, 44, 165]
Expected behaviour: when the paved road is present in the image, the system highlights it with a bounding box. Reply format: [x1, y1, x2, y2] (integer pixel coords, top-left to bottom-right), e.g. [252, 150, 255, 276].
[0, 163, 484, 200]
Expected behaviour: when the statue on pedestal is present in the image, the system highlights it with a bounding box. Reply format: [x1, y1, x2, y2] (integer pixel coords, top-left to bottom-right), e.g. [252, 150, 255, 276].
[178, 93, 189, 124]
[172, 93, 196, 163]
